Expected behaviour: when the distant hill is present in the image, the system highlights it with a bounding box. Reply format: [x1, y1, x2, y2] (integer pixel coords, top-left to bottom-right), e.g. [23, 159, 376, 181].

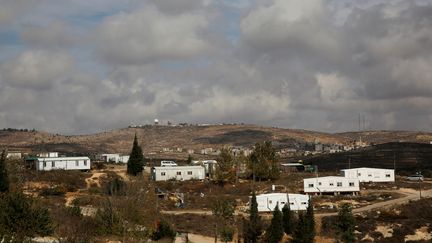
[0, 125, 431, 158]
[304, 142, 432, 173]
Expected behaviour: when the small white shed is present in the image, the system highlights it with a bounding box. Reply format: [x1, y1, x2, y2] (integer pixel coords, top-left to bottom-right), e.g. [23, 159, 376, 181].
[340, 167, 395, 182]
[152, 166, 205, 181]
[255, 193, 310, 212]
[303, 176, 360, 195]
[36, 157, 91, 171]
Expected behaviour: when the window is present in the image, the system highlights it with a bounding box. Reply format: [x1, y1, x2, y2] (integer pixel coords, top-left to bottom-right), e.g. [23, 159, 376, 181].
[76, 161, 79, 166]
[52, 162, 56, 167]
[269, 200, 273, 204]
[281, 202, 285, 204]
[187, 171, 193, 175]
[349, 182, 355, 187]
[301, 202, 307, 205]
[386, 174, 391, 178]
[176, 171, 181, 175]
[368, 174, 372, 177]
[337, 182, 343, 187]
[84, 160, 87, 166]
[290, 202, 294, 205]
[308, 183, 314, 188]
[358, 173, 361, 176]
[161, 172, 166, 176]
[318, 182, 322, 186]
[43, 162, 46, 167]
[329, 182, 334, 186]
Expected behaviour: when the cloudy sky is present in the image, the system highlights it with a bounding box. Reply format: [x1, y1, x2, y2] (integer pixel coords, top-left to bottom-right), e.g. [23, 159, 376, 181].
[0, 0, 431, 134]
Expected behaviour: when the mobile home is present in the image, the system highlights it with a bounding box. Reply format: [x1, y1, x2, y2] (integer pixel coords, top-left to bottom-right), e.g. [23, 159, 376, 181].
[255, 193, 310, 212]
[303, 176, 360, 195]
[36, 157, 91, 171]
[340, 167, 395, 182]
[101, 154, 130, 163]
[152, 166, 205, 181]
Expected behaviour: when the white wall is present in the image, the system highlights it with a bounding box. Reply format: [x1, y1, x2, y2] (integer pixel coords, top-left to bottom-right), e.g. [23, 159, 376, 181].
[255, 193, 310, 212]
[304, 176, 359, 194]
[152, 166, 205, 181]
[36, 157, 91, 171]
[341, 168, 395, 182]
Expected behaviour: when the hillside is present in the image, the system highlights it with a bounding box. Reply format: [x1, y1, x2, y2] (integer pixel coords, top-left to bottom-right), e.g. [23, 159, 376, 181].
[337, 130, 432, 144]
[0, 125, 346, 155]
[0, 125, 432, 157]
[304, 142, 432, 172]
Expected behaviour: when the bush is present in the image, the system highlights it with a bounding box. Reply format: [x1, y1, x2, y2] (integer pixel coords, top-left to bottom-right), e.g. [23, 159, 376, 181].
[106, 177, 126, 196]
[40, 185, 67, 196]
[220, 225, 234, 242]
[152, 219, 176, 241]
[0, 192, 53, 241]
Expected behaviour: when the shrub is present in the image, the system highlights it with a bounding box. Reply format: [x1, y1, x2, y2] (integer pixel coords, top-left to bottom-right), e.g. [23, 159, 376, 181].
[40, 185, 67, 196]
[151, 219, 176, 241]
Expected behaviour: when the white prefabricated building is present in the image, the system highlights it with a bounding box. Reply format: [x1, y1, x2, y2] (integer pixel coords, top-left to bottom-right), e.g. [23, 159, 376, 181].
[101, 154, 130, 163]
[303, 176, 360, 195]
[255, 193, 310, 212]
[36, 157, 91, 171]
[152, 166, 205, 181]
[340, 167, 395, 182]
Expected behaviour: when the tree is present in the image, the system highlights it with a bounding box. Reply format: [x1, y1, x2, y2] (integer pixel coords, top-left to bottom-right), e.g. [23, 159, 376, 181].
[0, 192, 53, 241]
[0, 150, 9, 193]
[266, 204, 284, 243]
[127, 134, 144, 176]
[304, 197, 315, 242]
[336, 203, 356, 243]
[282, 202, 295, 235]
[244, 191, 262, 243]
[216, 147, 235, 182]
[212, 198, 235, 220]
[248, 141, 279, 181]
[292, 212, 307, 243]
[187, 154, 193, 164]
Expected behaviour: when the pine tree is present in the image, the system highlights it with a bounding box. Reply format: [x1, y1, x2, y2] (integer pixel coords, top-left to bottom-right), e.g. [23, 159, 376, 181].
[305, 197, 315, 242]
[336, 203, 356, 243]
[266, 204, 284, 243]
[282, 202, 294, 234]
[245, 191, 262, 243]
[0, 150, 9, 193]
[127, 134, 144, 176]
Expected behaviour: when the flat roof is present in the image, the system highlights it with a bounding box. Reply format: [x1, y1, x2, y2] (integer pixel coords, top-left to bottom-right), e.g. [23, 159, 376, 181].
[37, 157, 90, 161]
[304, 176, 359, 181]
[341, 167, 394, 171]
[280, 163, 303, 166]
[153, 166, 204, 170]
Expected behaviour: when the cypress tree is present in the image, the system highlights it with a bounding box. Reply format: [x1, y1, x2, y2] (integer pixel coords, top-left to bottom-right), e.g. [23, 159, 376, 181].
[305, 197, 315, 242]
[292, 212, 307, 243]
[0, 150, 9, 193]
[127, 134, 144, 176]
[267, 204, 284, 243]
[282, 202, 294, 234]
[336, 203, 356, 243]
[245, 191, 262, 243]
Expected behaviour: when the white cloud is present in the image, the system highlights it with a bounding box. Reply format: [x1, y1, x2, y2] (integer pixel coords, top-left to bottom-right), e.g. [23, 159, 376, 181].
[96, 6, 210, 65]
[0, 49, 74, 90]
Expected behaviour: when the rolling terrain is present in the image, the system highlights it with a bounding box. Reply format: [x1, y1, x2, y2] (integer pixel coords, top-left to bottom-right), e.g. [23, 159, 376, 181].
[0, 125, 431, 157]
